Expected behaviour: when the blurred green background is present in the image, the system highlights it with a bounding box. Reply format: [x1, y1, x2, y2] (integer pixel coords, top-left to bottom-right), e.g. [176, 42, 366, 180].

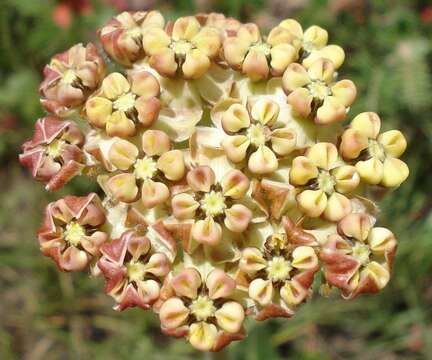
[1, 0, 431, 359]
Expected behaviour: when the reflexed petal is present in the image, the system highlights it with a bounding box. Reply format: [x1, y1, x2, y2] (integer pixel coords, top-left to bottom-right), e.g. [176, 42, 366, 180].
[141, 130, 171, 156]
[289, 156, 318, 185]
[339, 128, 369, 160]
[287, 88, 313, 118]
[307, 142, 338, 170]
[107, 173, 138, 203]
[240, 247, 267, 274]
[350, 112, 381, 139]
[206, 268, 236, 299]
[315, 96, 346, 125]
[141, 179, 170, 208]
[221, 104, 250, 133]
[221, 135, 250, 163]
[187, 166, 216, 192]
[250, 98, 280, 127]
[192, 217, 222, 246]
[270, 128, 296, 156]
[171, 268, 202, 299]
[338, 213, 372, 242]
[282, 63, 311, 92]
[323, 192, 352, 222]
[291, 246, 318, 270]
[297, 189, 327, 217]
[157, 150, 185, 181]
[159, 297, 190, 329]
[332, 165, 360, 193]
[188, 322, 218, 352]
[381, 158, 409, 187]
[221, 169, 250, 199]
[331, 80, 357, 107]
[215, 302, 245, 333]
[249, 278, 273, 306]
[248, 146, 279, 174]
[108, 139, 139, 170]
[102, 73, 130, 99]
[171, 193, 199, 220]
[224, 204, 252, 232]
[356, 158, 384, 185]
[378, 130, 407, 158]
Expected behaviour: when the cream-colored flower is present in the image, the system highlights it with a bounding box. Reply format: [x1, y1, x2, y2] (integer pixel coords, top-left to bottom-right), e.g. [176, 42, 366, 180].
[220, 98, 296, 174]
[223, 23, 298, 81]
[85, 71, 161, 137]
[289, 142, 359, 221]
[142, 16, 222, 79]
[339, 112, 409, 187]
[282, 58, 356, 124]
[279, 18, 345, 69]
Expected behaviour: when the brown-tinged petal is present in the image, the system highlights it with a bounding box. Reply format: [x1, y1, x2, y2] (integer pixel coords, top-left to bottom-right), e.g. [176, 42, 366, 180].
[145, 253, 170, 277]
[250, 98, 280, 127]
[307, 142, 338, 170]
[107, 173, 138, 203]
[291, 246, 318, 270]
[142, 27, 171, 55]
[339, 128, 368, 160]
[141, 129, 171, 156]
[280, 279, 308, 306]
[368, 227, 397, 254]
[303, 45, 345, 69]
[270, 44, 297, 76]
[308, 58, 334, 83]
[242, 50, 270, 82]
[187, 166, 216, 192]
[221, 169, 250, 199]
[85, 97, 112, 128]
[135, 96, 161, 127]
[282, 63, 311, 92]
[350, 112, 381, 139]
[338, 213, 372, 242]
[223, 37, 250, 68]
[206, 268, 236, 299]
[102, 72, 130, 99]
[149, 48, 178, 77]
[141, 179, 170, 208]
[192, 27, 222, 58]
[106, 111, 136, 137]
[287, 88, 313, 118]
[171, 193, 199, 220]
[249, 279, 273, 306]
[182, 49, 211, 79]
[130, 71, 160, 99]
[303, 25, 328, 48]
[315, 96, 346, 125]
[224, 204, 252, 232]
[172, 16, 201, 41]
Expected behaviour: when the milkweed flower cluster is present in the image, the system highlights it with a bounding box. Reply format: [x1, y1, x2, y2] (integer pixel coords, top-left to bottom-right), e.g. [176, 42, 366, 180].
[20, 10, 409, 352]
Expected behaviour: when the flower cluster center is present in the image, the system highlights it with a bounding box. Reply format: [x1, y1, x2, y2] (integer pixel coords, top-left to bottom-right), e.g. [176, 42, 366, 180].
[134, 157, 157, 180]
[63, 222, 85, 246]
[247, 123, 270, 147]
[308, 81, 330, 100]
[170, 40, 194, 56]
[200, 191, 227, 217]
[62, 69, 77, 85]
[317, 170, 336, 195]
[113, 92, 136, 112]
[46, 139, 65, 159]
[351, 242, 371, 266]
[250, 42, 271, 57]
[368, 140, 386, 162]
[190, 295, 216, 321]
[126, 260, 147, 282]
[266, 256, 292, 282]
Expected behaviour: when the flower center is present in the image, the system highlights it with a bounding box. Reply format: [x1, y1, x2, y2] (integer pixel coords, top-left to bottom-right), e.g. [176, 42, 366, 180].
[266, 256, 292, 282]
[113, 92, 136, 112]
[307, 81, 330, 100]
[190, 295, 216, 321]
[134, 157, 157, 180]
[302, 41, 318, 53]
[170, 40, 194, 56]
[127, 261, 146, 282]
[317, 170, 336, 195]
[247, 123, 269, 147]
[200, 191, 226, 217]
[63, 222, 85, 246]
[46, 139, 64, 159]
[368, 140, 386, 162]
[62, 69, 77, 84]
[250, 42, 271, 57]
[351, 242, 371, 266]
[127, 26, 142, 40]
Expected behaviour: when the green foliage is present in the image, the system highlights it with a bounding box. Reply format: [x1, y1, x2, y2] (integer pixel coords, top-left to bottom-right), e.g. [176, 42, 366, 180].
[1, 0, 431, 359]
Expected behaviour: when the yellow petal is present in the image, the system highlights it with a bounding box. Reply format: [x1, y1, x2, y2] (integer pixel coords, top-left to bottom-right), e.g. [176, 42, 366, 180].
[350, 112, 381, 139]
[381, 157, 409, 187]
[289, 156, 318, 186]
[378, 130, 407, 158]
[355, 158, 384, 185]
[323, 192, 352, 222]
[297, 189, 327, 217]
[307, 142, 338, 170]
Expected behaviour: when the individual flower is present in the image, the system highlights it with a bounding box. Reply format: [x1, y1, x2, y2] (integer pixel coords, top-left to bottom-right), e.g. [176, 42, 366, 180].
[339, 112, 409, 187]
[289, 142, 360, 221]
[38, 194, 108, 271]
[220, 98, 297, 174]
[98, 11, 165, 66]
[39, 43, 106, 116]
[320, 213, 397, 298]
[142, 16, 222, 79]
[97, 224, 175, 310]
[104, 130, 185, 206]
[238, 217, 319, 320]
[223, 23, 298, 81]
[158, 268, 245, 351]
[282, 58, 356, 124]
[19, 116, 85, 191]
[85, 71, 161, 137]
[171, 166, 252, 246]
[279, 18, 345, 69]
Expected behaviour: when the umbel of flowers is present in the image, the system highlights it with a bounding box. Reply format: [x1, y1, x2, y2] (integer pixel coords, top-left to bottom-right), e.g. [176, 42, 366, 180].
[19, 10, 409, 352]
